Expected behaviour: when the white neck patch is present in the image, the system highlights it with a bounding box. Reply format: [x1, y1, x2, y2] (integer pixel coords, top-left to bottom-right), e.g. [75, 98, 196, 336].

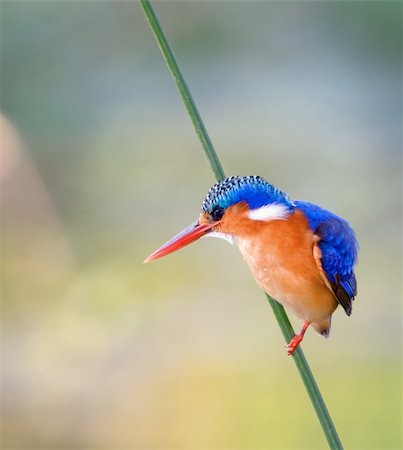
[203, 231, 234, 245]
[247, 203, 290, 221]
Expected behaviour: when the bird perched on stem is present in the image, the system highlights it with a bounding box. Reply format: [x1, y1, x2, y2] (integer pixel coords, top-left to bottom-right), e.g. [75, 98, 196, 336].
[145, 176, 358, 355]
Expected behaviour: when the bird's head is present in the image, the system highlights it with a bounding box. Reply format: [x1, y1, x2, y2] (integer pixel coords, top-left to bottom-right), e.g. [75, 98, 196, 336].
[144, 175, 294, 262]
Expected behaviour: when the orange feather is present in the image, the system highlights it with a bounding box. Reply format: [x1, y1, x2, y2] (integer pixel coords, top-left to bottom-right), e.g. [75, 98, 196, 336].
[202, 201, 338, 336]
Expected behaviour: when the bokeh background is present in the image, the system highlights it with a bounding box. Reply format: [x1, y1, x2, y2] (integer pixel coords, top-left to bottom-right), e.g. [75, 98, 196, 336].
[1, 1, 401, 449]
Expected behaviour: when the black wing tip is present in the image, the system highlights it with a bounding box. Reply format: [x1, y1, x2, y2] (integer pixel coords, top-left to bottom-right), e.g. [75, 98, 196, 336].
[331, 279, 353, 316]
[339, 298, 353, 316]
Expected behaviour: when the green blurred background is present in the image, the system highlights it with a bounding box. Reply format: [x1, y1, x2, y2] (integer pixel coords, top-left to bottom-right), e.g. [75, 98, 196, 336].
[1, 1, 401, 449]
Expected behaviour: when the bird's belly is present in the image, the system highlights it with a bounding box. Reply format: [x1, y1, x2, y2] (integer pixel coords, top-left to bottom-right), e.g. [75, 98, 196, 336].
[237, 236, 337, 323]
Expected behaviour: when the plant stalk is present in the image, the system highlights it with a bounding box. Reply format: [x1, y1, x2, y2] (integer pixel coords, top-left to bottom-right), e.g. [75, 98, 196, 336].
[140, 1, 343, 448]
[140, 0, 224, 182]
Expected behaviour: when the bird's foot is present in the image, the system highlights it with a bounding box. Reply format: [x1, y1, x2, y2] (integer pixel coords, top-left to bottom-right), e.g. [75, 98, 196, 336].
[286, 334, 303, 355]
[286, 321, 311, 356]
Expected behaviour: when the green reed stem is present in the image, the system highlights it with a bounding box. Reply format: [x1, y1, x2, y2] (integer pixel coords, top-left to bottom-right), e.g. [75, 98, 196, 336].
[139, 0, 224, 182]
[140, 1, 343, 449]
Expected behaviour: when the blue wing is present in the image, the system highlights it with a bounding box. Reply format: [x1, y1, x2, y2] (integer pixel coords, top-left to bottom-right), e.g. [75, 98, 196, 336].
[295, 201, 358, 316]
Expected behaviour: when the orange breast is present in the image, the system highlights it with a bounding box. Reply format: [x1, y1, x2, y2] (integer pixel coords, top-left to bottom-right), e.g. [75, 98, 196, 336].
[222, 204, 338, 325]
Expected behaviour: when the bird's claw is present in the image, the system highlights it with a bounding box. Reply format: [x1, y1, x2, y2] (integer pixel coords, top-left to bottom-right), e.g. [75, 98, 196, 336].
[286, 334, 303, 356]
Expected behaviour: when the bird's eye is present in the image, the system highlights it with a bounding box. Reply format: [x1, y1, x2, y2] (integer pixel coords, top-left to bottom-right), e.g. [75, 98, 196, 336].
[211, 207, 224, 221]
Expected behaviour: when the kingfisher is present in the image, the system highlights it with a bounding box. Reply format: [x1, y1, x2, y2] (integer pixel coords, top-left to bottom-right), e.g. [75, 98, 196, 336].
[145, 176, 358, 355]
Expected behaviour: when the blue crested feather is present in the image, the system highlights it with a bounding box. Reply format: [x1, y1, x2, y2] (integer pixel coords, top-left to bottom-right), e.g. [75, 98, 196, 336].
[295, 201, 358, 300]
[202, 176, 293, 212]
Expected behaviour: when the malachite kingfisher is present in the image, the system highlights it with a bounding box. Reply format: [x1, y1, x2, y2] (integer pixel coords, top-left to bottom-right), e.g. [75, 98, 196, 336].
[145, 176, 358, 355]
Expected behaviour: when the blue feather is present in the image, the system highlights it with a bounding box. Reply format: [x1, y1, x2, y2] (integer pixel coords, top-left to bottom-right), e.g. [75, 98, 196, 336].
[295, 201, 358, 311]
[202, 176, 293, 213]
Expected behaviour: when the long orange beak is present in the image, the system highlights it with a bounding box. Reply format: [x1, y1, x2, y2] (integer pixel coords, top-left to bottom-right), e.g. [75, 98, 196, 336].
[144, 221, 215, 263]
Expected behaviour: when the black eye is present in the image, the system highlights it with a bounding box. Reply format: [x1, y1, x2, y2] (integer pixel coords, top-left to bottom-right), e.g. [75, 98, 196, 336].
[211, 207, 224, 221]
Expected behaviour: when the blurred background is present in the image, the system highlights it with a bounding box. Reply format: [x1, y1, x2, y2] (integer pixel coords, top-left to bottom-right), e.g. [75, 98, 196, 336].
[1, 1, 401, 449]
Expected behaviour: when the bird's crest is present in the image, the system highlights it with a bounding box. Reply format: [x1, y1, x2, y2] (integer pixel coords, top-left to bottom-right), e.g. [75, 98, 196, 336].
[201, 176, 293, 213]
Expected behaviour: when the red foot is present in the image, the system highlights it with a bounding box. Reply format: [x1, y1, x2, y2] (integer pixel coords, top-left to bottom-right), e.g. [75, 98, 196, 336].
[286, 334, 303, 355]
[286, 321, 311, 356]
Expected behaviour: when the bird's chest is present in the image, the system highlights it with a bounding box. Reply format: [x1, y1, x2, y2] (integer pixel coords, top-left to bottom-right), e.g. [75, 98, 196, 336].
[237, 235, 303, 289]
[236, 218, 320, 310]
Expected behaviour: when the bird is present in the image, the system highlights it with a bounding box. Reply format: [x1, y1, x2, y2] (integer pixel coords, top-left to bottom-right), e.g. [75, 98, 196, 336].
[144, 175, 358, 355]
